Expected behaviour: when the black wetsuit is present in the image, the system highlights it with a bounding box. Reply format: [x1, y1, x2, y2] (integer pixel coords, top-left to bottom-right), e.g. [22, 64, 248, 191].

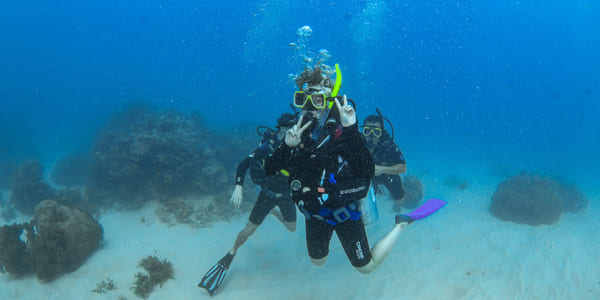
[369, 132, 407, 201]
[235, 138, 296, 226]
[265, 114, 375, 267]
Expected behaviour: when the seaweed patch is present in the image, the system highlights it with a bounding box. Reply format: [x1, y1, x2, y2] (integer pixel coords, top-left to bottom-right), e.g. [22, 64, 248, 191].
[132, 255, 174, 299]
[92, 278, 116, 294]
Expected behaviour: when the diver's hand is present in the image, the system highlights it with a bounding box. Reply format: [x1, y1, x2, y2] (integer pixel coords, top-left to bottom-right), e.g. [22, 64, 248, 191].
[374, 165, 384, 176]
[335, 95, 356, 127]
[230, 185, 243, 208]
[285, 114, 312, 147]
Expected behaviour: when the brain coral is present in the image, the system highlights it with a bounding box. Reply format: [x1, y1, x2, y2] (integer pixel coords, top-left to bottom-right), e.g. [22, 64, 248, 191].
[490, 171, 588, 225]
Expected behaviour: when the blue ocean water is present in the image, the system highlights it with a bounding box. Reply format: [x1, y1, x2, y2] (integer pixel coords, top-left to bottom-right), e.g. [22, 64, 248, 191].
[1, 2, 600, 298]
[1, 1, 598, 185]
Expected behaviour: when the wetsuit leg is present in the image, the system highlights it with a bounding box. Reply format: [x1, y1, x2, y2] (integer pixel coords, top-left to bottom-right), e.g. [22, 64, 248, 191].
[383, 174, 405, 201]
[371, 175, 386, 195]
[278, 196, 297, 223]
[231, 190, 277, 254]
[248, 190, 278, 225]
[355, 221, 410, 274]
[274, 196, 297, 232]
[305, 218, 334, 265]
[334, 219, 372, 268]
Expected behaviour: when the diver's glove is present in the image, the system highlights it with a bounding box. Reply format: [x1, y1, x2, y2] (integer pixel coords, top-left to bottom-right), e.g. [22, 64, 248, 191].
[335, 95, 356, 127]
[284, 114, 313, 147]
[230, 184, 243, 208]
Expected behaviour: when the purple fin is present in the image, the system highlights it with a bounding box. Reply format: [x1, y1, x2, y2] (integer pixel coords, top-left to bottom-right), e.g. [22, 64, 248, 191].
[403, 198, 447, 220]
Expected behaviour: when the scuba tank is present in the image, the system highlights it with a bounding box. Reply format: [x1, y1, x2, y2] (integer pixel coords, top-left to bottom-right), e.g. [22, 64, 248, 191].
[357, 108, 389, 226]
[359, 184, 378, 226]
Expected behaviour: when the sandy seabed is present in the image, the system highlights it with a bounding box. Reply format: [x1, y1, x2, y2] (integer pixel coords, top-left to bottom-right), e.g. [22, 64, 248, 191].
[1, 173, 599, 300]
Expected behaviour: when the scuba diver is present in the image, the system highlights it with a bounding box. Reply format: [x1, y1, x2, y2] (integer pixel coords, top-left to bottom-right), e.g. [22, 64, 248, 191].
[264, 64, 419, 273]
[361, 111, 411, 207]
[198, 113, 298, 296]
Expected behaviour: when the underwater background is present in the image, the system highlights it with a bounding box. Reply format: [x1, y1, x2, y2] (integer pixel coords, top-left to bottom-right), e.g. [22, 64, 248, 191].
[1, 0, 599, 188]
[1, 1, 600, 299]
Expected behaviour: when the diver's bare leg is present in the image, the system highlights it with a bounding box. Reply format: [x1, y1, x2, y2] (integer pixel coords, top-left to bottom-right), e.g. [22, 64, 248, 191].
[356, 221, 410, 274]
[310, 256, 327, 266]
[270, 208, 296, 232]
[230, 221, 259, 255]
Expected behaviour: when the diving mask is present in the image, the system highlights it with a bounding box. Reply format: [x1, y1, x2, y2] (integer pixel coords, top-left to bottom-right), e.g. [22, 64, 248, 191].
[294, 91, 336, 109]
[362, 126, 382, 138]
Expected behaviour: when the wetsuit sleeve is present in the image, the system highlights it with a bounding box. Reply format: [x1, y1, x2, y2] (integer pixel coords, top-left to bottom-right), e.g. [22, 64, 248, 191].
[234, 155, 254, 186]
[394, 145, 406, 165]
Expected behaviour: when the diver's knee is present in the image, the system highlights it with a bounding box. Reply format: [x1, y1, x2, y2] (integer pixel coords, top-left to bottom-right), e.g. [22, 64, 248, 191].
[284, 221, 296, 232]
[355, 260, 376, 274]
[243, 222, 259, 234]
[310, 256, 327, 266]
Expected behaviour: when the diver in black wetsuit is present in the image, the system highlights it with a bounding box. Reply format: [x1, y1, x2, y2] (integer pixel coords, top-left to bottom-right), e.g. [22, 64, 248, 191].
[198, 113, 297, 296]
[361, 113, 409, 206]
[265, 65, 414, 274]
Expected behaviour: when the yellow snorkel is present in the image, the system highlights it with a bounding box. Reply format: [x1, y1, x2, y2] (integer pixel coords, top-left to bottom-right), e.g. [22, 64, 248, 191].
[331, 63, 342, 97]
[328, 63, 342, 109]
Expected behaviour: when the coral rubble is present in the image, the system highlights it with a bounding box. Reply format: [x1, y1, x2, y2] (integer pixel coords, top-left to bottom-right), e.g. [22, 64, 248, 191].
[92, 278, 116, 293]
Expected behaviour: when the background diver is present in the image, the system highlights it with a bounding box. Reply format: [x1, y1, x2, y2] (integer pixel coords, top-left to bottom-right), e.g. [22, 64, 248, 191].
[361, 111, 413, 208]
[198, 113, 297, 296]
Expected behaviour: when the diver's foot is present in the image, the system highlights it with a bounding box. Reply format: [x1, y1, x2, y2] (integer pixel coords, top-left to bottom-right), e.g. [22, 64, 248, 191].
[219, 252, 235, 268]
[395, 214, 415, 225]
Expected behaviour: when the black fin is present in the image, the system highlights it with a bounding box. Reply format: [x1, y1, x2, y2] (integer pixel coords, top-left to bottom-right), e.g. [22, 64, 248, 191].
[198, 253, 235, 296]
